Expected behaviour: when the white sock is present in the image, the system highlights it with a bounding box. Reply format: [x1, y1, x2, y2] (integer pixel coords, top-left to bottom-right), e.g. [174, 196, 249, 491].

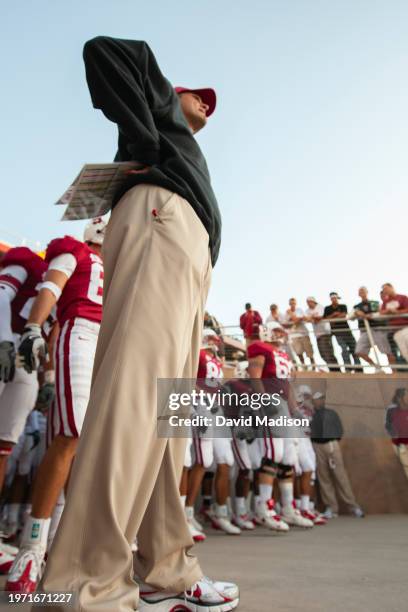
[279, 481, 294, 509]
[259, 484, 273, 503]
[295, 498, 301, 509]
[21, 516, 51, 552]
[254, 494, 261, 507]
[47, 492, 65, 552]
[310, 500, 315, 512]
[235, 496, 247, 515]
[300, 495, 310, 512]
[180, 495, 186, 507]
[185, 505, 194, 520]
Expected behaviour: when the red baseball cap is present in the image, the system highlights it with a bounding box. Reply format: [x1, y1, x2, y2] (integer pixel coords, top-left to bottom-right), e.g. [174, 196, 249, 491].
[175, 87, 216, 117]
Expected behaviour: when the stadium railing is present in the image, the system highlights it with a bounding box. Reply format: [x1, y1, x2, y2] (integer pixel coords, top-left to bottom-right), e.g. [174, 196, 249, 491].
[220, 314, 408, 373]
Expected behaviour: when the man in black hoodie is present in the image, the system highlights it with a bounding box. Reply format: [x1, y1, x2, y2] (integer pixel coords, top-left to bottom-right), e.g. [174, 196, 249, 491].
[36, 37, 239, 612]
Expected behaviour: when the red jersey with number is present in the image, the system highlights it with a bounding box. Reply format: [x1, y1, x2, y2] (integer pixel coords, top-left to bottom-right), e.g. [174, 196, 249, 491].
[45, 237, 103, 326]
[0, 247, 47, 334]
[247, 340, 292, 399]
[197, 348, 223, 391]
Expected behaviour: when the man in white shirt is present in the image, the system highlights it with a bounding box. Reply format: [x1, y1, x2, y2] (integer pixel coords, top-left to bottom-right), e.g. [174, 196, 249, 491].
[305, 297, 336, 368]
[283, 298, 314, 367]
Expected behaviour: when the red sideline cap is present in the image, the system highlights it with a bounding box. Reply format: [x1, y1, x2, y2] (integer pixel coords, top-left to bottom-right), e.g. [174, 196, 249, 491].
[175, 87, 216, 117]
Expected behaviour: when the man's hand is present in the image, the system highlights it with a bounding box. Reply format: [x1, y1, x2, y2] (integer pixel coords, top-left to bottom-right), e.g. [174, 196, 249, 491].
[36, 382, 55, 410]
[18, 324, 48, 373]
[0, 341, 16, 382]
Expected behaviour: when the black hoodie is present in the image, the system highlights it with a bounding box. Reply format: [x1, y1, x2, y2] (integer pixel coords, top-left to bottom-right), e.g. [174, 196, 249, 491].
[83, 36, 221, 265]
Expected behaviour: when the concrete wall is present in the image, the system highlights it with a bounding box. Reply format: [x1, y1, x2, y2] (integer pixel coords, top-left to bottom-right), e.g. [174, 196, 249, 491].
[295, 372, 408, 514]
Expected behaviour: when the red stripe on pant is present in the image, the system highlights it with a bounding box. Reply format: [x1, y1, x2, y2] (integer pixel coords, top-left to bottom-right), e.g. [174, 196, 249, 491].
[193, 431, 203, 466]
[62, 319, 78, 437]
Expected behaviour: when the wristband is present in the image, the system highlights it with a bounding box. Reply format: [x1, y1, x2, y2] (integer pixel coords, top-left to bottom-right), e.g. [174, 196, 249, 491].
[40, 281, 62, 301]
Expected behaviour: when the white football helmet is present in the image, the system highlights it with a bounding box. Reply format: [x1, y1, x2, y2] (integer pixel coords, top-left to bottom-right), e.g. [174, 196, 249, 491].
[259, 322, 286, 344]
[298, 384, 312, 398]
[202, 328, 220, 353]
[83, 217, 107, 245]
[235, 360, 249, 379]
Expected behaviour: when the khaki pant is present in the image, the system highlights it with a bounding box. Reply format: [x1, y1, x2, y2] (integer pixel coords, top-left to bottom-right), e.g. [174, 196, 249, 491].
[313, 441, 357, 513]
[393, 443, 408, 480]
[38, 185, 212, 611]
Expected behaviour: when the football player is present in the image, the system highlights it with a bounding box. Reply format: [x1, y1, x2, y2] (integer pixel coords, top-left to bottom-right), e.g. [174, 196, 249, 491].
[6, 218, 106, 593]
[247, 322, 313, 529]
[0, 247, 47, 571]
[293, 385, 326, 525]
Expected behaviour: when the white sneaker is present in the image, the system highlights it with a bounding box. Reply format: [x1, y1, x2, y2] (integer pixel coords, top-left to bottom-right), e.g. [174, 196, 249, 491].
[0, 541, 19, 556]
[232, 512, 255, 530]
[188, 520, 207, 542]
[211, 505, 241, 535]
[185, 506, 206, 542]
[254, 500, 289, 532]
[0, 549, 16, 575]
[282, 504, 314, 528]
[350, 506, 365, 518]
[139, 575, 239, 611]
[5, 547, 45, 592]
[191, 515, 204, 532]
[322, 507, 338, 519]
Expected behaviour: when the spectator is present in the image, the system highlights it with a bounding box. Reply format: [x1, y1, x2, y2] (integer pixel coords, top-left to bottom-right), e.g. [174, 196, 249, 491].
[324, 292, 360, 369]
[380, 283, 408, 363]
[239, 302, 262, 347]
[283, 298, 314, 367]
[265, 304, 284, 325]
[353, 286, 394, 367]
[311, 392, 364, 519]
[305, 297, 336, 368]
[385, 388, 408, 481]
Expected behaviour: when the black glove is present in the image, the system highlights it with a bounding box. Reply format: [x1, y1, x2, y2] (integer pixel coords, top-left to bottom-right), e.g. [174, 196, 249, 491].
[36, 382, 55, 410]
[0, 341, 16, 382]
[18, 324, 47, 373]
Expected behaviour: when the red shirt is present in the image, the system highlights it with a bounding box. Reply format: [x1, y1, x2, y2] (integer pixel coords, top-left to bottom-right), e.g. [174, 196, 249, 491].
[247, 340, 292, 399]
[0, 247, 47, 334]
[46, 237, 103, 326]
[381, 294, 408, 327]
[197, 348, 223, 392]
[239, 310, 262, 338]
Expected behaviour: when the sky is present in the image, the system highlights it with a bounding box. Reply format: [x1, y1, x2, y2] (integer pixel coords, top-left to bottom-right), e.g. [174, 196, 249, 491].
[1, 0, 407, 331]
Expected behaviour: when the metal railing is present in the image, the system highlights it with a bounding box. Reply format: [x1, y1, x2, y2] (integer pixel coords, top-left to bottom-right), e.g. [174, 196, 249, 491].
[219, 314, 408, 373]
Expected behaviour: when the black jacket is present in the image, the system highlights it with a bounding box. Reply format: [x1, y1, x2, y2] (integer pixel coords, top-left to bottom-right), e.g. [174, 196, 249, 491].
[311, 407, 344, 443]
[83, 36, 221, 265]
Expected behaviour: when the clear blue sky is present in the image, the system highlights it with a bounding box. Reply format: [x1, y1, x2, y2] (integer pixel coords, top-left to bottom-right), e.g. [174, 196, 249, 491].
[2, 0, 407, 328]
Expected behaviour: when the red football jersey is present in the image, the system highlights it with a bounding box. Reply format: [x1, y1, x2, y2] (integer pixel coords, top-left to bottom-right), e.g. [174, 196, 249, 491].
[45, 236, 103, 326]
[247, 340, 292, 399]
[0, 247, 47, 334]
[197, 348, 223, 391]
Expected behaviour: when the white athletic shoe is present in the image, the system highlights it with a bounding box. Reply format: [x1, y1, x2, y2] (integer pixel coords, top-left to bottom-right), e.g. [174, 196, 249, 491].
[139, 575, 239, 611]
[282, 504, 314, 528]
[232, 512, 255, 530]
[185, 507, 206, 542]
[254, 500, 289, 532]
[211, 505, 241, 535]
[188, 521, 207, 543]
[350, 506, 365, 518]
[191, 515, 204, 532]
[322, 507, 338, 519]
[5, 547, 45, 592]
[0, 548, 17, 575]
[0, 541, 19, 556]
